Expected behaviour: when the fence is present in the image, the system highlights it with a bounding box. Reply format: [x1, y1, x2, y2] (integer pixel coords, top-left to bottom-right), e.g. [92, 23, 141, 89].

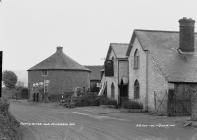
[154, 89, 191, 116]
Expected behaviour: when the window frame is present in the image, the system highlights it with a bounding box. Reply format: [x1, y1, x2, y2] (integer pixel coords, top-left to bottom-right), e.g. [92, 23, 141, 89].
[42, 70, 48, 76]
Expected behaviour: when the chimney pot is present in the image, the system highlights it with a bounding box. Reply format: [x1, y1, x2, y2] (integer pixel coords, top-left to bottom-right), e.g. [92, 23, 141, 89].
[56, 46, 63, 53]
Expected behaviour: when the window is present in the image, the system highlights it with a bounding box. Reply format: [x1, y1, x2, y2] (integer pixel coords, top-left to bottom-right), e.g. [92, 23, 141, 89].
[42, 70, 48, 76]
[111, 83, 115, 99]
[134, 80, 140, 99]
[134, 49, 139, 69]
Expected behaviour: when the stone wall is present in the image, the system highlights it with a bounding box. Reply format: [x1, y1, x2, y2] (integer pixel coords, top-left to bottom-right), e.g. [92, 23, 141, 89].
[128, 37, 148, 110]
[128, 37, 169, 112]
[105, 49, 119, 100]
[28, 70, 90, 101]
[147, 52, 169, 113]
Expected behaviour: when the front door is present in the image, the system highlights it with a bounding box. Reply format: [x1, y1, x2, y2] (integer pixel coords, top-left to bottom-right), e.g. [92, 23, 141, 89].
[119, 82, 128, 106]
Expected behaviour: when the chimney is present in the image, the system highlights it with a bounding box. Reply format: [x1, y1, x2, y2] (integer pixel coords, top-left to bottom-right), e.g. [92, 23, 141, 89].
[179, 17, 195, 52]
[56, 46, 63, 54]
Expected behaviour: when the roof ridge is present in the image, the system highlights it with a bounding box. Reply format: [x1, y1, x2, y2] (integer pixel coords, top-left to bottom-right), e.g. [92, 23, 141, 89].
[28, 49, 90, 71]
[110, 43, 129, 45]
[84, 65, 103, 68]
[134, 29, 179, 33]
[134, 29, 197, 34]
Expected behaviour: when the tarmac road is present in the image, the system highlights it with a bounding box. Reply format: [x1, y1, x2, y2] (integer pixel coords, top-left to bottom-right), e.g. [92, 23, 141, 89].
[9, 101, 197, 140]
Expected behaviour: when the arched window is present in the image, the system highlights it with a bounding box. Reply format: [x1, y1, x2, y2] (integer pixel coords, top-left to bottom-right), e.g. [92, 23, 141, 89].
[134, 80, 140, 99]
[111, 83, 115, 99]
[134, 49, 139, 69]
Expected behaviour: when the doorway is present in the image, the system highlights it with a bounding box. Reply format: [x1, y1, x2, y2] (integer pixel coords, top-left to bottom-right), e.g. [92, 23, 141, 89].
[119, 80, 128, 106]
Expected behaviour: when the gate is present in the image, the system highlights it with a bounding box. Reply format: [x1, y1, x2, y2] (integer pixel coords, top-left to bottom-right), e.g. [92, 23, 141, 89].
[154, 90, 168, 114]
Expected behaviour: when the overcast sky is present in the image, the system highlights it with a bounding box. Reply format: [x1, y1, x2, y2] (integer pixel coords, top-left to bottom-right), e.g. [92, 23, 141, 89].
[1, 0, 197, 71]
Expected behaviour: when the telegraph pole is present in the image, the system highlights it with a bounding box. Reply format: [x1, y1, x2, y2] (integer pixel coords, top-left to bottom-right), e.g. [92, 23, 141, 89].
[0, 51, 2, 98]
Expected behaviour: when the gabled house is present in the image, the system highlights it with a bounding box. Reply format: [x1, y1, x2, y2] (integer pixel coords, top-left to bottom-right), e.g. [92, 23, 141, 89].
[126, 17, 197, 115]
[104, 43, 129, 105]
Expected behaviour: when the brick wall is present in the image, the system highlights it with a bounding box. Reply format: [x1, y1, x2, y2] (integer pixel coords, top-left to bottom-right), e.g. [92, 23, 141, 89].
[28, 70, 90, 100]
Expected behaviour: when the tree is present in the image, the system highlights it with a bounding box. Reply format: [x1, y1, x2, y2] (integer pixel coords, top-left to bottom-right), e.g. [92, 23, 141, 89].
[2, 70, 18, 89]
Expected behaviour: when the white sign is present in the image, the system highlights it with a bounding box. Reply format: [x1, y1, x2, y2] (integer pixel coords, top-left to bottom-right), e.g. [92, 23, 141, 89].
[45, 80, 50, 84]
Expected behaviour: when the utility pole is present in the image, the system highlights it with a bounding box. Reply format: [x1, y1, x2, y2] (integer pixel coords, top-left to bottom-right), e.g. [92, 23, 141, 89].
[0, 51, 2, 98]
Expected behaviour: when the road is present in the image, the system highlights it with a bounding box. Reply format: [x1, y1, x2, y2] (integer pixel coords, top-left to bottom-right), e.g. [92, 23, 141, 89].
[9, 101, 197, 140]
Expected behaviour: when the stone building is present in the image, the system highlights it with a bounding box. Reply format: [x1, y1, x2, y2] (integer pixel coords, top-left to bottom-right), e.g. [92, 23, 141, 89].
[104, 43, 129, 105]
[102, 17, 197, 116]
[27, 46, 91, 102]
[126, 17, 197, 115]
[85, 65, 103, 92]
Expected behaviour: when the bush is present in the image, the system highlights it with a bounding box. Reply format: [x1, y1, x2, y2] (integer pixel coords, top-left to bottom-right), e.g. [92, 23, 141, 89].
[98, 96, 117, 106]
[71, 92, 100, 107]
[49, 92, 74, 102]
[122, 100, 143, 109]
[0, 99, 9, 115]
[2, 88, 17, 99]
[0, 99, 21, 140]
[48, 94, 62, 102]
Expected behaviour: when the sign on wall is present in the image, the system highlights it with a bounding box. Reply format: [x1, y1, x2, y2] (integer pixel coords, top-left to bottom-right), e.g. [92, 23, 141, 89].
[104, 60, 114, 76]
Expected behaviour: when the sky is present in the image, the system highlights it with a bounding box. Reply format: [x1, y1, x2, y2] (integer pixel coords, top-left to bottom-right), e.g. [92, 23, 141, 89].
[1, 0, 197, 71]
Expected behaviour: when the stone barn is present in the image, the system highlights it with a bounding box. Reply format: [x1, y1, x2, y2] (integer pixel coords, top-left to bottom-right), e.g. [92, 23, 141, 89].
[27, 46, 91, 102]
[126, 17, 197, 115]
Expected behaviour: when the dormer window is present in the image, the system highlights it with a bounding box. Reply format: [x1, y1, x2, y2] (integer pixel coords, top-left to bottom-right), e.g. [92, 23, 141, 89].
[134, 49, 139, 69]
[42, 70, 48, 76]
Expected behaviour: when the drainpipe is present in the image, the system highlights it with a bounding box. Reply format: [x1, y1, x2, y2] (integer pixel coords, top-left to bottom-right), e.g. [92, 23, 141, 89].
[117, 60, 120, 106]
[145, 50, 149, 112]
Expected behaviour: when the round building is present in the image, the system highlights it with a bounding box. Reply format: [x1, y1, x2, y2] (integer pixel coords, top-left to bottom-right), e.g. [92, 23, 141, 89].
[27, 46, 90, 102]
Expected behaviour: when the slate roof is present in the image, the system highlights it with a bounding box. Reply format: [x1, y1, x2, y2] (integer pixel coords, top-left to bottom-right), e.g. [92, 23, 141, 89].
[106, 43, 129, 59]
[127, 29, 197, 83]
[28, 47, 90, 72]
[85, 65, 103, 80]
